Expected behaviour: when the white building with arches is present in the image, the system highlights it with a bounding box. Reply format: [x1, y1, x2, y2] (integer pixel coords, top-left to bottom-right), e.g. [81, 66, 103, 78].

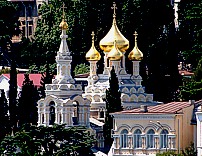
[110, 101, 196, 156]
[37, 16, 90, 127]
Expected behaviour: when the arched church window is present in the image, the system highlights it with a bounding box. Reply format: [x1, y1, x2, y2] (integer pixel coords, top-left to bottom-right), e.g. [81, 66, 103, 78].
[147, 129, 155, 148]
[59, 114, 62, 124]
[134, 129, 142, 148]
[107, 58, 109, 67]
[100, 110, 104, 118]
[42, 114, 44, 123]
[49, 101, 55, 125]
[72, 101, 79, 125]
[160, 129, 168, 149]
[120, 129, 128, 148]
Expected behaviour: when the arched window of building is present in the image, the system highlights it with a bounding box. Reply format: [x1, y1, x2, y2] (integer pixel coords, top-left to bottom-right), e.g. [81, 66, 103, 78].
[134, 129, 142, 148]
[72, 101, 79, 125]
[49, 101, 55, 125]
[100, 110, 104, 118]
[147, 129, 155, 148]
[120, 129, 128, 148]
[42, 114, 44, 123]
[160, 129, 169, 148]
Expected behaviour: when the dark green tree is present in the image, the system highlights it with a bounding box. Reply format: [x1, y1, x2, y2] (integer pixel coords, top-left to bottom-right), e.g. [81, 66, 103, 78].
[179, 57, 202, 101]
[39, 62, 53, 98]
[0, 124, 95, 156]
[0, 0, 19, 64]
[9, 55, 18, 131]
[103, 66, 123, 151]
[0, 90, 9, 140]
[178, 0, 202, 69]
[18, 74, 39, 126]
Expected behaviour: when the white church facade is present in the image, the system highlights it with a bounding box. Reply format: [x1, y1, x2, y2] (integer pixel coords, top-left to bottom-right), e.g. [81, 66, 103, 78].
[37, 14, 90, 127]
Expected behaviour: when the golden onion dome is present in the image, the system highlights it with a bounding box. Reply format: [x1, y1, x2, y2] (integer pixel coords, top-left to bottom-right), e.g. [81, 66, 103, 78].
[108, 40, 123, 61]
[59, 19, 68, 30]
[99, 3, 129, 53]
[86, 31, 101, 61]
[128, 31, 143, 61]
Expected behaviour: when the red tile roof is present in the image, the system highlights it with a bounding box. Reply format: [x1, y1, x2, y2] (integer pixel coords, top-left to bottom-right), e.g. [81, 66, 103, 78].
[3, 74, 42, 88]
[179, 70, 194, 76]
[113, 102, 193, 115]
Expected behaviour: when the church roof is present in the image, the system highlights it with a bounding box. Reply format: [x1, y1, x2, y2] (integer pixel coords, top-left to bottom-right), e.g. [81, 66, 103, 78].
[2, 74, 42, 88]
[112, 101, 195, 115]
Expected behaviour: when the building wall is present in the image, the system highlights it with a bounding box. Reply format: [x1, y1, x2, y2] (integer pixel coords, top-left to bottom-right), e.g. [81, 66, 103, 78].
[111, 106, 195, 156]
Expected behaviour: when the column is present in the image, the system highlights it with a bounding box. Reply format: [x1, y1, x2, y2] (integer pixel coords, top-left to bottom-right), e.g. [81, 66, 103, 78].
[55, 110, 58, 124]
[46, 113, 49, 126]
[112, 61, 121, 75]
[38, 113, 41, 125]
[82, 107, 84, 125]
[133, 61, 140, 76]
[103, 52, 108, 75]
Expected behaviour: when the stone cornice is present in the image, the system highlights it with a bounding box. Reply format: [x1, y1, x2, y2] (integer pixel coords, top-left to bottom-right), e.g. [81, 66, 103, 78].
[112, 114, 175, 120]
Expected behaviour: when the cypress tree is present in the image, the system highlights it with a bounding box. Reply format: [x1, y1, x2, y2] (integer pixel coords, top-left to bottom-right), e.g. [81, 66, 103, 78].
[103, 66, 123, 151]
[0, 90, 9, 140]
[18, 74, 39, 127]
[9, 53, 17, 130]
[39, 62, 53, 98]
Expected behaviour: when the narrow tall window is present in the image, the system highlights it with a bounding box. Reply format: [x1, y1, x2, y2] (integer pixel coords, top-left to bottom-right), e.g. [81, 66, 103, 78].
[147, 129, 155, 148]
[120, 129, 128, 148]
[134, 129, 142, 148]
[160, 129, 168, 148]
[49, 101, 55, 125]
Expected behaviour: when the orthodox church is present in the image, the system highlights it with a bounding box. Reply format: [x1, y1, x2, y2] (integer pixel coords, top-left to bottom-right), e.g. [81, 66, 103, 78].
[83, 3, 160, 121]
[37, 11, 90, 127]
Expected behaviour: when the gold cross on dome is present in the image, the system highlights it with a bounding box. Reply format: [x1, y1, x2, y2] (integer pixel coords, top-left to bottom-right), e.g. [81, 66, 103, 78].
[111, 2, 117, 17]
[134, 31, 138, 41]
[91, 31, 95, 43]
[61, 2, 67, 20]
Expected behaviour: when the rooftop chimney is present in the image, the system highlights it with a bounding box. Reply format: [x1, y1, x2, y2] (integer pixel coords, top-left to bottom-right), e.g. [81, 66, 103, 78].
[189, 100, 195, 105]
[140, 105, 148, 113]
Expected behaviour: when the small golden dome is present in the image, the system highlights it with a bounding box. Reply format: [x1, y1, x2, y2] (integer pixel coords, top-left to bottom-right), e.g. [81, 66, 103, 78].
[99, 3, 129, 53]
[86, 31, 101, 61]
[59, 19, 68, 30]
[108, 40, 123, 61]
[128, 31, 143, 61]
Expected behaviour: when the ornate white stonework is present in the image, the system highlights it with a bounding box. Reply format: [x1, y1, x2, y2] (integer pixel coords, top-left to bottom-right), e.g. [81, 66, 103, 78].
[37, 21, 90, 127]
[82, 13, 160, 121]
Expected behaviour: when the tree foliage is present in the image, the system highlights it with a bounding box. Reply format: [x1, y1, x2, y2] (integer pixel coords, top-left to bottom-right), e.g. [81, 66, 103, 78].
[178, 0, 202, 69]
[0, 0, 19, 52]
[39, 63, 54, 98]
[103, 66, 123, 150]
[73, 63, 90, 76]
[179, 57, 202, 101]
[0, 124, 95, 156]
[18, 74, 39, 126]
[0, 90, 9, 140]
[9, 55, 18, 130]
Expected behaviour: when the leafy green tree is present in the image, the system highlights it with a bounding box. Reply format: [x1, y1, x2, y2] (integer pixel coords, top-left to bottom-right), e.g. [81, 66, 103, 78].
[179, 57, 202, 101]
[0, 124, 95, 156]
[73, 63, 90, 76]
[0, 90, 9, 140]
[103, 66, 123, 150]
[18, 74, 39, 126]
[178, 0, 202, 69]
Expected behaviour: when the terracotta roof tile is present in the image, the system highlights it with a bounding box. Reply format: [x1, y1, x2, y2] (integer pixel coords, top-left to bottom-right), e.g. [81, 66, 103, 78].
[113, 102, 192, 115]
[3, 74, 42, 88]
